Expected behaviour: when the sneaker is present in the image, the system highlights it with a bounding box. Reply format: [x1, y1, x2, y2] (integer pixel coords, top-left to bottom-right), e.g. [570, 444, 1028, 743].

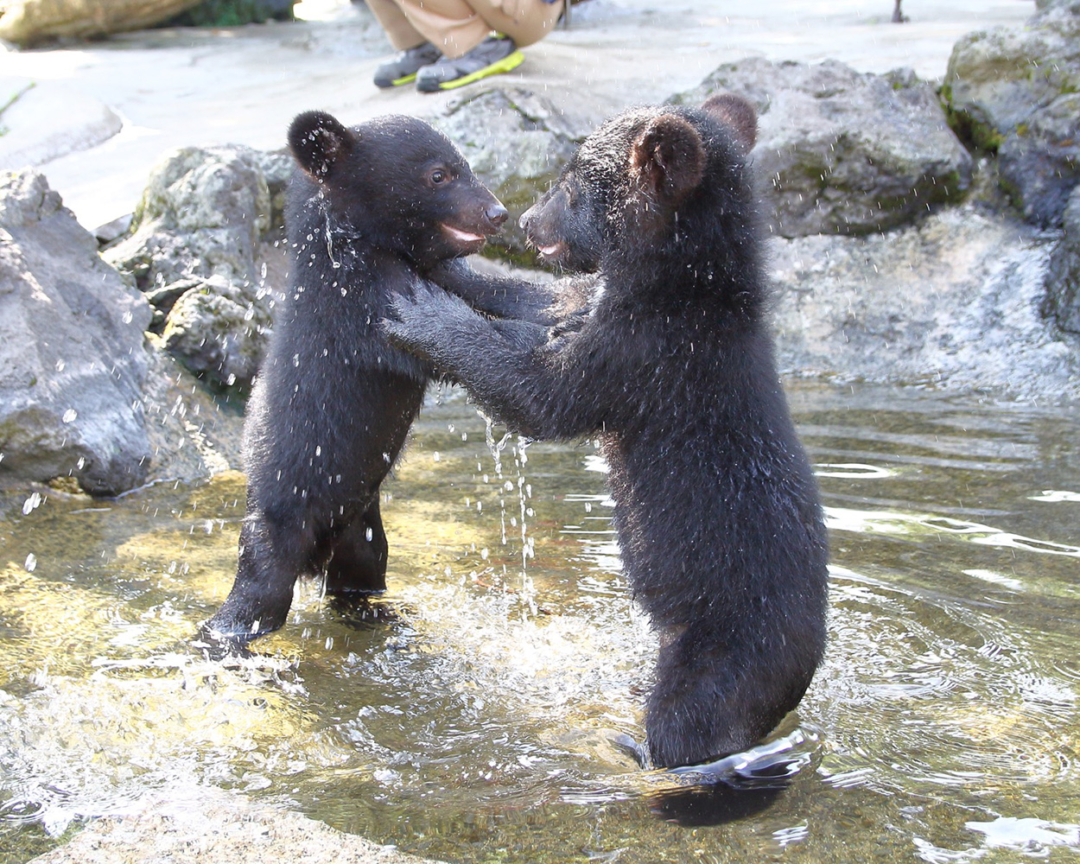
[415, 35, 524, 93]
[373, 42, 442, 89]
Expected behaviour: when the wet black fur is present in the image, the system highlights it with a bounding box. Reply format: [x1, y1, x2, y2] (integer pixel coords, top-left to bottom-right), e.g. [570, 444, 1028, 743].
[383, 98, 830, 768]
[206, 111, 520, 641]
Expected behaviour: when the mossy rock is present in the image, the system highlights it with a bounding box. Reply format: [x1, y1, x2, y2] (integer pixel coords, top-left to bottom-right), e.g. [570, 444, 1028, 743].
[942, 3, 1080, 225]
[675, 58, 972, 237]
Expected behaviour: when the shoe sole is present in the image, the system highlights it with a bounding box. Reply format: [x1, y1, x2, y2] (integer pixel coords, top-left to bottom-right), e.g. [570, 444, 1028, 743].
[374, 71, 419, 89]
[417, 50, 525, 92]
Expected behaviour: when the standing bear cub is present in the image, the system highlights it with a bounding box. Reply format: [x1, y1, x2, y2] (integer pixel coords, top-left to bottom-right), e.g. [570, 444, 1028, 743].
[205, 111, 516, 641]
[383, 96, 830, 768]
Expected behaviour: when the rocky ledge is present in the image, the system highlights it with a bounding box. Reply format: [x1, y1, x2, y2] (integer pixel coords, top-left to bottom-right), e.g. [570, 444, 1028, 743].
[1, 1, 1078, 498]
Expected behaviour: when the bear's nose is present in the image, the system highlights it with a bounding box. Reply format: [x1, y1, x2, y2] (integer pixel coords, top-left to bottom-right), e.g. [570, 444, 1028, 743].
[486, 203, 509, 228]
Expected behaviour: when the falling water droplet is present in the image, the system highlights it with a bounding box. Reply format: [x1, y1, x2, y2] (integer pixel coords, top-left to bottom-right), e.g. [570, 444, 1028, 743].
[24, 553, 37, 572]
[62, 409, 77, 423]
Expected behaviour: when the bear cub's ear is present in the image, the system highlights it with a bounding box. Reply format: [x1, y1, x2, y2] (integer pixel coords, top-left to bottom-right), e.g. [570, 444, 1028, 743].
[628, 114, 707, 211]
[288, 110, 358, 182]
[702, 93, 758, 153]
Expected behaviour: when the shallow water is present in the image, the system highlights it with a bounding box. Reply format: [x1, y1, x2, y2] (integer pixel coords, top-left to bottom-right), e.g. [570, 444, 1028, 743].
[1, 380, 1078, 863]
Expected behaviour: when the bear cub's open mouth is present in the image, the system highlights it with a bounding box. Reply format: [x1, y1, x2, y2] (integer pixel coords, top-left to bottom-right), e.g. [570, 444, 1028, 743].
[440, 222, 490, 252]
[534, 241, 565, 260]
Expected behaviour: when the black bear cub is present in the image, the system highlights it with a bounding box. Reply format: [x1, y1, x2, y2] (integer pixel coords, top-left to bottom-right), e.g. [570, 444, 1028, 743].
[205, 111, 514, 641]
[383, 95, 830, 768]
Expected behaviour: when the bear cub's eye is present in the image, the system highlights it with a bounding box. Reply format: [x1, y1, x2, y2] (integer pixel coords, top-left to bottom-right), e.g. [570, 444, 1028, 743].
[428, 167, 453, 186]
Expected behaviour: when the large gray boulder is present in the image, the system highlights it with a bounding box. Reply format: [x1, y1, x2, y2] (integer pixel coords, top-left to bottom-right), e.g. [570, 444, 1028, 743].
[675, 58, 973, 238]
[1044, 186, 1080, 334]
[0, 170, 153, 495]
[769, 204, 1080, 401]
[104, 145, 281, 390]
[943, 1, 1080, 226]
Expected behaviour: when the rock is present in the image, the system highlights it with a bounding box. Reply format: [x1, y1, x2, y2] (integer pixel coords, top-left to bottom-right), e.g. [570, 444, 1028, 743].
[1035, 0, 1080, 15]
[1044, 186, 1080, 334]
[143, 275, 202, 323]
[0, 170, 153, 495]
[943, 2, 1080, 226]
[0, 0, 202, 46]
[769, 204, 1080, 401]
[94, 213, 134, 246]
[674, 58, 972, 238]
[0, 82, 123, 170]
[139, 346, 245, 482]
[105, 145, 271, 287]
[160, 274, 272, 389]
[434, 88, 583, 257]
[254, 147, 294, 233]
[104, 145, 278, 389]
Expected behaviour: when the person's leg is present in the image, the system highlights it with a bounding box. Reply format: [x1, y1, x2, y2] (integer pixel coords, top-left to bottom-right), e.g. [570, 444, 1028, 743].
[367, 0, 442, 88]
[388, 0, 491, 58]
[393, 0, 564, 58]
[370, 0, 565, 92]
[469, 0, 565, 51]
[365, 0, 426, 50]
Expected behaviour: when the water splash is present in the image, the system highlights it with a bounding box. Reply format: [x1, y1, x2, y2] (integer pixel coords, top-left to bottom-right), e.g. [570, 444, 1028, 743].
[481, 413, 537, 616]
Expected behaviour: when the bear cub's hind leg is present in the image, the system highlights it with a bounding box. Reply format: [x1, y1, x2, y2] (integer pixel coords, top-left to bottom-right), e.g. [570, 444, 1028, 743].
[322, 499, 389, 596]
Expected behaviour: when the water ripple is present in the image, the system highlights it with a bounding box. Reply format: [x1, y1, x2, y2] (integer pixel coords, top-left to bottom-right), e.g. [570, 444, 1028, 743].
[811, 568, 1078, 794]
[826, 507, 1080, 559]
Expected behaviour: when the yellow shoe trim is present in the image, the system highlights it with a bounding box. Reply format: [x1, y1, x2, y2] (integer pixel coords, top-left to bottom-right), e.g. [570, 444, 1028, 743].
[437, 50, 525, 90]
[390, 72, 418, 86]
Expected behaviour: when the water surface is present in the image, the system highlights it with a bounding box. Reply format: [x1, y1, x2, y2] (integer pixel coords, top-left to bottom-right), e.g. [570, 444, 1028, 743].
[1, 381, 1078, 863]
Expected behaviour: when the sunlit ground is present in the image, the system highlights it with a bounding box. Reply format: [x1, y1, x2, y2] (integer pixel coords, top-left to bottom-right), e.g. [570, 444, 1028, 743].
[293, 0, 361, 22]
